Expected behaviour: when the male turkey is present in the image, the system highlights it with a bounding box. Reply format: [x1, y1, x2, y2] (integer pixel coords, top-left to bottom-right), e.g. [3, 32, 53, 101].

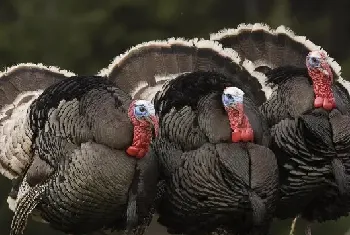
[211, 23, 350, 234]
[2, 38, 274, 235]
[134, 39, 279, 235]
[0, 64, 160, 235]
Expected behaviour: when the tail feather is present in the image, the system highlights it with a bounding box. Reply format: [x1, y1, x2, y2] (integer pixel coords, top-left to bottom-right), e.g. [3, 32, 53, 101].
[97, 38, 272, 101]
[210, 23, 319, 69]
[0, 63, 74, 179]
[10, 184, 45, 235]
[0, 63, 75, 110]
[210, 23, 350, 95]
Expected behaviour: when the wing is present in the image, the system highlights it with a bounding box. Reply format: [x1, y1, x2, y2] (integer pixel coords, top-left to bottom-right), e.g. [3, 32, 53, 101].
[13, 141, 141, 234]
[98, 38, 272, 101]
[29, 76, 133, 162]
[0, 63, 74, 179]
[270, 114, 334, 219]
[154, 140, 248, 234]
[259, 75, 315, 126]
[328, 109, 350, 194]
[154, 137, 278, 234]
[334, 81, 350, 114]
[158, 105, 208, 151]
[215, 143, 278, 226]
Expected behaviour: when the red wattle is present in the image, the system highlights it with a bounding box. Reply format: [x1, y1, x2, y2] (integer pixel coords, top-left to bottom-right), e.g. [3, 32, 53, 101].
[126, 146, 148, 159]
[226, 106, 254, 143]
[126, 101, 154, 159]
[232, 131, 242, 142]
[126, 146, 140, 157]
[314, 97, 323, 108]
[308, 57, 336, 111]
[323, 98, 336, 110]
[241, 128, 254, 142]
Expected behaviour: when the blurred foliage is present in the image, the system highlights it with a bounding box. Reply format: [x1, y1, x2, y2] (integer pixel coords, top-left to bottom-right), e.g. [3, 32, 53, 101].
[1, 0, 350, 235]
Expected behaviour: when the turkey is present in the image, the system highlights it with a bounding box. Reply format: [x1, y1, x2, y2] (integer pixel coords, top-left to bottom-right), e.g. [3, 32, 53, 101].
[129, 39, 279, 235]
[211, 23, 350, 234]
[0, 64, 160, 235]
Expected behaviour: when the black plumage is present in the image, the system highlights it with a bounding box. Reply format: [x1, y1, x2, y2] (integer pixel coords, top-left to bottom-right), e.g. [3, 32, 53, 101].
[152, 67, 278, 235]
[211, 23, 350, 232]
[0, 65, 159, 235]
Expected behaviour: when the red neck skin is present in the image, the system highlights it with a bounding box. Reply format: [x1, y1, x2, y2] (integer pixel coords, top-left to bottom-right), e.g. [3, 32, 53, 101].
[126, 102, 159, 159]
[225, 103, 254, 143]
[308, 65, 336, 110]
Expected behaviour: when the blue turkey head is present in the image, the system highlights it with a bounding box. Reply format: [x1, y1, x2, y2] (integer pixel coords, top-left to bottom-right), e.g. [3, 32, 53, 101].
[133, 100, 156, 121]
[306, 50, 332, 77]
[306, 51, 324, 69]
[222, 87, 245, 108]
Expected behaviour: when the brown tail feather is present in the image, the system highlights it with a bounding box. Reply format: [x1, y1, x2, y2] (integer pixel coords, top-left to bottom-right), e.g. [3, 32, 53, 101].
[0, 63, 74, 179]
[210, 23, 319, 69]
[97, 38, 272, 101]
[0, 63, 75, 111]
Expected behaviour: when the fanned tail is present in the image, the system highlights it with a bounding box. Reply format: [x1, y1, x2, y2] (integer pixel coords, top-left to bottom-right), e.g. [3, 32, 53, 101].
[210, 23, 314, 70]
[210, 23, 350, 95]
[0, 63, 74, 179]
[97, 38, 272, 101]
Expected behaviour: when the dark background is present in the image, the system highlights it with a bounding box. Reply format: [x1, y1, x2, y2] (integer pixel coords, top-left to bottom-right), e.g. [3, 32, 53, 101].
[1, 0, 350, 234]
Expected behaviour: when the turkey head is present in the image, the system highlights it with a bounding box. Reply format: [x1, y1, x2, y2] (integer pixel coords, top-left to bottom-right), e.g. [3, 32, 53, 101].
[306, 50, 336, 110]
[222, 87, 254, 142]
[127, 100, 159, 158]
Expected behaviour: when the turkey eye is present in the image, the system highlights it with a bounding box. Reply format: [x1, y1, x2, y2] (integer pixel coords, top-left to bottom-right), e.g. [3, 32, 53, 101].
[311, 57, 317, 63]
[226, 94, 233, 99]
[139, 106, 146, 112]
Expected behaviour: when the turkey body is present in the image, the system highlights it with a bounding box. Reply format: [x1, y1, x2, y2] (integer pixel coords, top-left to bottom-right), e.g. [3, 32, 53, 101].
[262, 67, 350, 221]
[211, 23, 350, 223]
[8, 76, 158, 234]
[153, 71, 279, 235]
